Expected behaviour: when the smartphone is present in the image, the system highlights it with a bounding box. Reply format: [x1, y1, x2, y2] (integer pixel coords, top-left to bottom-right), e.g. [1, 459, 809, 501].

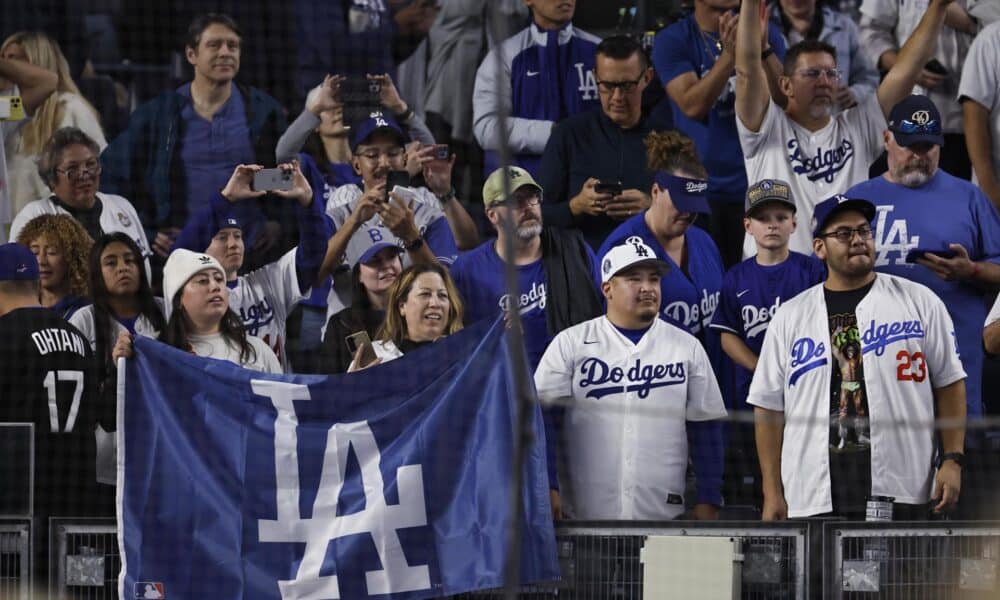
[0, 96, 24, 121]
[905, 248, 957, 263]
[594, 181, 623, 196]
[925, 59, 949, 76]
[385, 170, 411, 201]
[252, 168, 293, 192]
[340, 77, 382, 128]
[433, 144, 450, 160]
[346, 330, 377, 367]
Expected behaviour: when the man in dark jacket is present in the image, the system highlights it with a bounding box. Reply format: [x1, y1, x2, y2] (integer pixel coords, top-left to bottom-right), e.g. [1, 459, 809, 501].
[450, 165, 603, 520]
[100, 13, 286, 270]
[538, 35, 673, 250]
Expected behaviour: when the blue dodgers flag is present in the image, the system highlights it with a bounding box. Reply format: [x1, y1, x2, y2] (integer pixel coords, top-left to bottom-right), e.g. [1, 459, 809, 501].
[116, 319, 558, 598]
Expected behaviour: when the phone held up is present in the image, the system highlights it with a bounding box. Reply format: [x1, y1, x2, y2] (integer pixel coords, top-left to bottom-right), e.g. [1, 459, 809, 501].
[905, 248, 957, 263]
[346, 330, 378, 368]
[252, 167, 293, 192]
[594, 181, 623, 196]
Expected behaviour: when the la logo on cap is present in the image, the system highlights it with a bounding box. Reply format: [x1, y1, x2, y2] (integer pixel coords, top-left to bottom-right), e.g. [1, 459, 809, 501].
[835, 194, 850, 204]
[911, 110, 930, 125]
[626, 236, 649, 257]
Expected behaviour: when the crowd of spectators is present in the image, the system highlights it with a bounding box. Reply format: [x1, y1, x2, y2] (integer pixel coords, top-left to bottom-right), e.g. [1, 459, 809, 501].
[3, 2, 1000, 583]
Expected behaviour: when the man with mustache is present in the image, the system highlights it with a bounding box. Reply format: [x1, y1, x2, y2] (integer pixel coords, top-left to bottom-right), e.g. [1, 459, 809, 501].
[844, 96, 1000, 515]
[751, 195, 966, 522]
[734, 0, 954, 257]
[101, 13, 287, 270]
[451, 166, 603, 518]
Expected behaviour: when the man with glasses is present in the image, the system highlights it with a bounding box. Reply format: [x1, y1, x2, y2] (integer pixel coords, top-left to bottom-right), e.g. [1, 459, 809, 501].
[321, 113, 468, 329]
[451, 166, 602, 518]
[844, 96, 1000, 475]
[11, 127, 151, 280]
[750, 194, 966, 521]
[538, 35, 673, 250]
[473, 0, 601, 177]
[734, 0, 954, 257]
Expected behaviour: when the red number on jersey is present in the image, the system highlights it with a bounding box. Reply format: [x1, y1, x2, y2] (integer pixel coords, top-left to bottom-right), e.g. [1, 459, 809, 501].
[896, 350, 926, 382]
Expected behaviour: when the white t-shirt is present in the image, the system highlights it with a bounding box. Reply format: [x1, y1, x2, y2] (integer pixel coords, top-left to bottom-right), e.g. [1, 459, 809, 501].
[534, 316, 727, 520]
[10, 192, 152, 282]
[958, 21, 1000, 188]
[738, 94, 886, 256]
[188, 332, 282, 374]
[0, 119, 26, 241]
[748, 275, 966, 517]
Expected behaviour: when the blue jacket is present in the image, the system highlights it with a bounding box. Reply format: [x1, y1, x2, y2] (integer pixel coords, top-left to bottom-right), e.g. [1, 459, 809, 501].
[473, 23, 601, 176]
[99, 83, 286, 239]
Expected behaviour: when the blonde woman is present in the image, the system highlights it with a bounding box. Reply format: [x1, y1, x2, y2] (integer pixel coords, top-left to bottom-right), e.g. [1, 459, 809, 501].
[1, 32, 106, 214]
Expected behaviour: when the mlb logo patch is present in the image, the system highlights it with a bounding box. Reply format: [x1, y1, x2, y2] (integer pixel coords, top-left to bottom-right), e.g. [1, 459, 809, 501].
[135, 581, 165, 598]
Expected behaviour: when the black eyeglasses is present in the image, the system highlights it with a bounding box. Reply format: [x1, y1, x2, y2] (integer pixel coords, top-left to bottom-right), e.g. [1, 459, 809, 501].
[55, 160, 102, 180]
[596, 76, 644, 94]
[490, 192, 541, 209]
[819, 226, 873, 242]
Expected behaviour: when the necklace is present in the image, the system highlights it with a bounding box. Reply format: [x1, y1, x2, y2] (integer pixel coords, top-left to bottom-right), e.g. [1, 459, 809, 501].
[698, 28, 722, 57]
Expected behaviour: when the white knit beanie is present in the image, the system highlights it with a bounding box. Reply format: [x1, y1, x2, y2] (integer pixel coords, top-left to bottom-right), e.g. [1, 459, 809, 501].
[162, 249, 226, 320]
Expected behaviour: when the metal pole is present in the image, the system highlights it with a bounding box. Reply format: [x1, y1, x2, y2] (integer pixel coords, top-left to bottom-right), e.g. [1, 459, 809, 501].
[485, 5, 536, 599]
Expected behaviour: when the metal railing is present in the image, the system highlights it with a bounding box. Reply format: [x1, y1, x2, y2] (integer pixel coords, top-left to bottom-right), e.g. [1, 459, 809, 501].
[824, 521, 1000, 599]
[49, 518, 120, 600]
[0, 520, 30, 600]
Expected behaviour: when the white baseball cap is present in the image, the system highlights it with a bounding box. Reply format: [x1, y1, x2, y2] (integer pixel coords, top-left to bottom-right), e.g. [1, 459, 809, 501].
[162, 249, 226, 319]
[599, 236, 670, 284]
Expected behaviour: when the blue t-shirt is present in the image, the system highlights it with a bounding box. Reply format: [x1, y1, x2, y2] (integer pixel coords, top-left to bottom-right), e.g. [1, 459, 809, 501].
[177, 84, 255, 221]
[450, 241, 554, 370]
[709, 252, 826, 409]
[597, 215, 733, 406]
[117, 315, 138, 335]
[847, 170, 1000, 417]
[652, 14, 786, 203]
[612, 323, 651, 346]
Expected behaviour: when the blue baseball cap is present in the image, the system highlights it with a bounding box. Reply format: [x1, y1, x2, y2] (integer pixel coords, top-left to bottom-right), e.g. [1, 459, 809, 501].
[888, 95, 944, 148]
[357, 242, 403, 266]
[812, 195, 876, 238]
[215, 215, 242, 234]
[654, 172, 711, 214]
[351, 112, 406, 152]
[0, 243, 39, 281]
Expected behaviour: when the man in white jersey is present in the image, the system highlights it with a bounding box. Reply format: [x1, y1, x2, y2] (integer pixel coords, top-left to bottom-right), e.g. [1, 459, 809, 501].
[750, 195, 966, 520]
[170, 162, 327, 371]
[534, 237, 727, 521]
[734, 0, 955, 256]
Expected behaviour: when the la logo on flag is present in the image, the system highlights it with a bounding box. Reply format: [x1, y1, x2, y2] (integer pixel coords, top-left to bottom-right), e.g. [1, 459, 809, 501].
[135, 582, 164, 598]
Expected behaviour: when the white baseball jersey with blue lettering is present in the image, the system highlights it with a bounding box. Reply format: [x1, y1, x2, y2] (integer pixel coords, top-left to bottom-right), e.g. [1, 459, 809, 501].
[228, 248, 304, 372]
[737, 94, 886, 257]
[534, 316, 727, 520]
[748, 274, 966, 517]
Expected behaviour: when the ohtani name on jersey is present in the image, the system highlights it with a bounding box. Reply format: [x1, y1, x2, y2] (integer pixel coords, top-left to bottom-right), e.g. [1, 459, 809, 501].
[662, 290, 720, 333]
[240, 299, 275, 336]
[578, 357, 686, 400]
[860, 319, 925, 356]
[787, 138, 854, 183]
[32, 328, 88, 357]
[789, 336, 827, 386]
[497, 281, 547, 314]
[742, 296, 782, 339]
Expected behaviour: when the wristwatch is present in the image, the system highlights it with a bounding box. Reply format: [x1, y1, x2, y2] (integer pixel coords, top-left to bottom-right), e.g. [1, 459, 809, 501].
[436, 187, 457, 205]
[404, 236, 425, 252]
[937, 452, 966, 469]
